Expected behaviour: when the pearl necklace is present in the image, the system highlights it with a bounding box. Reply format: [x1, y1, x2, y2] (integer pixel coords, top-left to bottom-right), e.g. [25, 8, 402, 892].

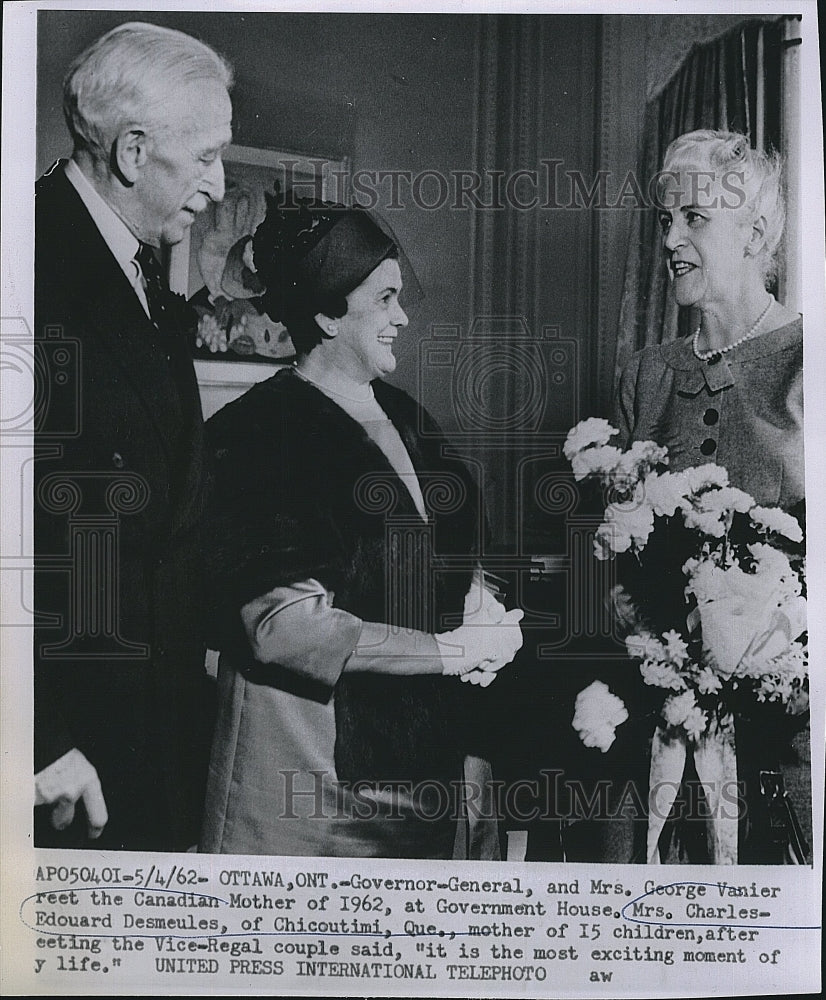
[292, 363, 375, 403]
[692, 296, 773, 362]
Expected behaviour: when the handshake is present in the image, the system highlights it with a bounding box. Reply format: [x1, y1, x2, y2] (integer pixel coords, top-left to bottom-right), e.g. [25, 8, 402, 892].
[437, 575, 524, 687]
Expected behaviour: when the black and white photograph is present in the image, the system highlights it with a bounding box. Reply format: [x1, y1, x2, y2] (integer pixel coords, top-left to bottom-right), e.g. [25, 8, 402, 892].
[1, 2, 823, 996]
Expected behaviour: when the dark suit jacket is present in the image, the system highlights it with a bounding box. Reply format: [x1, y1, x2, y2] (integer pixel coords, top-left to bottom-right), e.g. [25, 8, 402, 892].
[34, 162, 213, 850]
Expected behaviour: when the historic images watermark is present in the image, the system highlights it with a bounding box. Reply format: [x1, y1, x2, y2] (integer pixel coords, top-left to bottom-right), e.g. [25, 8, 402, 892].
[272, 768, 747, 825]
[275, 160, 750, 213]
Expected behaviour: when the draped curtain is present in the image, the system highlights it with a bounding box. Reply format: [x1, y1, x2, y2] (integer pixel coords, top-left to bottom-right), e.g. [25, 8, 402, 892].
[612, 19, 785, 388]
[466, 15, 598, 549]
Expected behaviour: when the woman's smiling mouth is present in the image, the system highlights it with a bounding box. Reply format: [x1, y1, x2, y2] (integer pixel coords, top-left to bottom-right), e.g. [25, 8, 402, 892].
[671, 260, 697, 277]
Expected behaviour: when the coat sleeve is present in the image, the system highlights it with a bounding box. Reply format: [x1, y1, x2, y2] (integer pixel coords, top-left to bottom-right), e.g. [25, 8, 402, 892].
[240, 577, 448, 690]
[613, 350, 643, 448]
[240, 580, 362, 691]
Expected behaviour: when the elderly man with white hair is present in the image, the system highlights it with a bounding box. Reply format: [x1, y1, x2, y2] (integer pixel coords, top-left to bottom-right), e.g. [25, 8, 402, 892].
[34, 21, 233, 850]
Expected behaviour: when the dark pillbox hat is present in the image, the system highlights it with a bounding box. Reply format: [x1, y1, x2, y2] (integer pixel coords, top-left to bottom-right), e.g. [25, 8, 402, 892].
[252, 195, 396, 321]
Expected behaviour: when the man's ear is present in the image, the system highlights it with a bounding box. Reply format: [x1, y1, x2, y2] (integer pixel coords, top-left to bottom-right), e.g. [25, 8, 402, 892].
[744, 214, 768, 258]
[112, 126, 148, 185]
[313, 313, 339, 337]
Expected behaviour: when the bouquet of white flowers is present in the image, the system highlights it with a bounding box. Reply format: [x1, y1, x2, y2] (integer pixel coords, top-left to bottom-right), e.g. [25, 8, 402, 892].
[564, 418, 808, 863]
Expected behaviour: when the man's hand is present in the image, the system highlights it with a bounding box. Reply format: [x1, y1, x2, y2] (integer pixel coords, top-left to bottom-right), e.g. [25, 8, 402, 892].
[34, 749, 108, 839]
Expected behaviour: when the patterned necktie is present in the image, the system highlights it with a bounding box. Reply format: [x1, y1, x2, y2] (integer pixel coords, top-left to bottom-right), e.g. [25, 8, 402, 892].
[135, 243, 173, 334]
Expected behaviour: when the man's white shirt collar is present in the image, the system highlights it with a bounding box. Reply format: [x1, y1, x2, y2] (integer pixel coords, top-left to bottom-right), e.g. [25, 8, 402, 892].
[64, 159, 149, 314]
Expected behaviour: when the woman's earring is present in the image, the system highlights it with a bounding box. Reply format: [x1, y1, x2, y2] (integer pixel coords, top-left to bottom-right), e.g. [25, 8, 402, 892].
[327, 324, 338, 336]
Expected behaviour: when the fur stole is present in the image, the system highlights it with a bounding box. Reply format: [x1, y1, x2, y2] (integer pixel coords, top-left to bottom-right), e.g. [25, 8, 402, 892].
[206, 369, 482, 783]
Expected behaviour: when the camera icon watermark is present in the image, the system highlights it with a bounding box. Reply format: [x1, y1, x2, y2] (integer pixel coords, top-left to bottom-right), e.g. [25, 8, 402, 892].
[413, 315, 622, 651]
[1, 318, 84, 630]
[1, 321, 83, 440]
[417, 316, 578, 442]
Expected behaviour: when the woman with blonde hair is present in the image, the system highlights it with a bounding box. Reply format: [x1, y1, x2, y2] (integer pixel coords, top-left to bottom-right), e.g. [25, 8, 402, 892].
[618, 129, 802, 509]
[613, 129, 808, 864]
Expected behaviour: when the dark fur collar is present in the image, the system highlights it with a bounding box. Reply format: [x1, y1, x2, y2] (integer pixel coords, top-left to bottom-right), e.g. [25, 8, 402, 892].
[207, 368, 478, 782]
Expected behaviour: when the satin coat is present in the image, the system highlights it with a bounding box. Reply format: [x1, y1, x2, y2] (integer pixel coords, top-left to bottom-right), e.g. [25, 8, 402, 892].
[200, 369, 488, 856]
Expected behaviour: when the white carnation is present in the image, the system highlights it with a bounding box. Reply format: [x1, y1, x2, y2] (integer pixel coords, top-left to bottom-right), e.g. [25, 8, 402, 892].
[747, 543, 797, 590]
[682, 464, 729, 494]
[749, 505, 804, 543]
[594, 521, 632, 558]
[663, 629, 689, 666]
[699, 486, 754, 517]
[640, 659, 686, 691]
[682, 506, 727, 537]
[696, 667, 723, 695]
[563, 418, 618, 460]
[572, 681, 628, 753]
[680, 485, 754, 538]
[626, 632, 666, 662]
[579, 724, 621, 752]
[605, 494, 655, 549]
[682, 706, 708, 741]
[616, 440, 669, 480]
[645, 471, 690, 517]
[684, 558, 729, 602]
[571, 444, 623, 481]
[662, 690, 698, 726]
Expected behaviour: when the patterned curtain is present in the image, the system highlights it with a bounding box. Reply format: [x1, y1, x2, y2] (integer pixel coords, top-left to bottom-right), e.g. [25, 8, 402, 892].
[612, 19, 784, 389]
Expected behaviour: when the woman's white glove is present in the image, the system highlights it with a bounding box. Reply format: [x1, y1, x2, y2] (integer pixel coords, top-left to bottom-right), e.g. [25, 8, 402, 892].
[460, 599, 524, 686]
[438, 606, 524, 687]
[463, 578, 508, 626]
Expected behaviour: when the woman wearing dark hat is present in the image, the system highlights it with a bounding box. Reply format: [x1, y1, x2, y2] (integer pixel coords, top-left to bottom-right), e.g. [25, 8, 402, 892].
[199, 196, 523, 858]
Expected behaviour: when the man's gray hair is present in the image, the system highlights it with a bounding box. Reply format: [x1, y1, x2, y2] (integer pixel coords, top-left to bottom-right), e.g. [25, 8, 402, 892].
[63, 21, 233, 160]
